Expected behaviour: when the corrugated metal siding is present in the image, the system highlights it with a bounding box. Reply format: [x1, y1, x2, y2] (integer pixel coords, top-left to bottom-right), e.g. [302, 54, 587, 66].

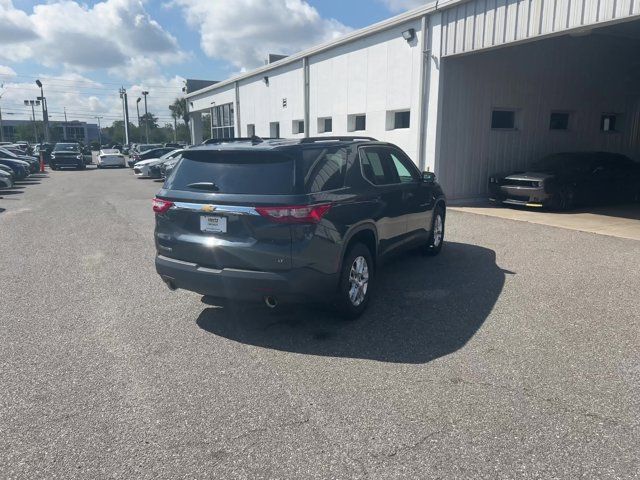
[441, 0, 640, 56]
[437, 33, 640, 199]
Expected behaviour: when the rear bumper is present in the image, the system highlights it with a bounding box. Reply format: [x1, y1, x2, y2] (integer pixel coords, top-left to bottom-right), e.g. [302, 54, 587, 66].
[155, 254, 339, 303]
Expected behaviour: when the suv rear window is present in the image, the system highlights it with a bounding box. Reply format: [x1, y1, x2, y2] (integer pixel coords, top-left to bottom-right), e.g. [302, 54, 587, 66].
[166, 151, 295, 195]
[298, 146, 347, 193]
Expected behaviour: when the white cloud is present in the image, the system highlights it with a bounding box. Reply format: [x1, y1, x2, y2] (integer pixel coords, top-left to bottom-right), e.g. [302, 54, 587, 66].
[0, 72, 185, 128]
[380, 0, 428, 13]
[0, 65, 17, 78]
[172, 0, 352, 70]
[0, 0, 185, 75]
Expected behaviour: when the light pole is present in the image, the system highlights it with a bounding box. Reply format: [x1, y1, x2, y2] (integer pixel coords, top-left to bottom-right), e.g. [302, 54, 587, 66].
[136, 97, 141, 125]
[35, 79, 50, 142]
[141, 91, 149, 143]
[23, 99, 41, 143]
[118, 87, 130, 146]
[95, 116, 103, 147]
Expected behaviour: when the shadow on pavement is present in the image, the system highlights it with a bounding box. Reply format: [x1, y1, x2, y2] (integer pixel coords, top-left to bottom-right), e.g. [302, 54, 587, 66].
[0, 189, 23, 196]
[196, 241, 509, 364]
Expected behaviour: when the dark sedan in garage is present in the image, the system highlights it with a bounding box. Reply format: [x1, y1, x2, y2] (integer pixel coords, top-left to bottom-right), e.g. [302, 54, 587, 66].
[488, 152, 640, 210]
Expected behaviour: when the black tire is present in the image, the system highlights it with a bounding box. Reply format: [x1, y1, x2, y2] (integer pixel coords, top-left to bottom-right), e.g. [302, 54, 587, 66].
[553, 186, 575, 211]
[336, 243, 374, 320]
[50, 164, 57, 171]
[422, 206, 445, 256]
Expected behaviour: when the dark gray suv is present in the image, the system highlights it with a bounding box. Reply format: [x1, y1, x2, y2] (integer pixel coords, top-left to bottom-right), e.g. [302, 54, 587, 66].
[153, 137, 446, 318]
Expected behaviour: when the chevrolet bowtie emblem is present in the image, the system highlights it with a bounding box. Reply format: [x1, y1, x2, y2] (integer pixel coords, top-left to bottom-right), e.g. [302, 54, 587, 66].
[201, 205, 217, 213]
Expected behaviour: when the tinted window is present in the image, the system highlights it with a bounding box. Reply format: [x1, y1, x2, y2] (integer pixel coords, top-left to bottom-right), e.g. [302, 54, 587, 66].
[299, 147, 347, 192]
[355, 115, 366, 131]
[360, 148, 397, 185]
[54, 143, 79, 152]
[491, 110, 516, 129]
[601, 114, 618, 132]
[166, 152, 294, 195]
[550, 112, 569, 130]
[390, 151, 419, 183]
[394, 111, 411, 129]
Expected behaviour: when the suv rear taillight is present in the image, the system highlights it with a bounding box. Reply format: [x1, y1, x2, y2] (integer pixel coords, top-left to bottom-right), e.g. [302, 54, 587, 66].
[152, 198, 174, 214]
[256, 204, 331, 224]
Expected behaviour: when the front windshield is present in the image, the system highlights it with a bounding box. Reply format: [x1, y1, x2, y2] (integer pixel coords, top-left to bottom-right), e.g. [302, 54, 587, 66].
[54, 144, 80, 152]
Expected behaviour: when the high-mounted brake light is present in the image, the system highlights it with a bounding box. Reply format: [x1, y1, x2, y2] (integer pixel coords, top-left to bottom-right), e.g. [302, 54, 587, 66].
[152, 197, 174, 214]
[256, 204, 331, 224]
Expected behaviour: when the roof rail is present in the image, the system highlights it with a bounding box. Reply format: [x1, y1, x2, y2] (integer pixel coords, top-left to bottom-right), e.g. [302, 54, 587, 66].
[299, 136, 377, 143]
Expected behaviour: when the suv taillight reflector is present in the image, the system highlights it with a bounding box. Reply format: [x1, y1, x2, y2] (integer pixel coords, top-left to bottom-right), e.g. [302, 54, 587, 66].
[152, 198, 174, 214]
[256, 204, 331, 224]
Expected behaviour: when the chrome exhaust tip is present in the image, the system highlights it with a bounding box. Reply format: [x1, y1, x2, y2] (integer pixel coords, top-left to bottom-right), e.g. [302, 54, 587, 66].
[264, 296, 278, 309]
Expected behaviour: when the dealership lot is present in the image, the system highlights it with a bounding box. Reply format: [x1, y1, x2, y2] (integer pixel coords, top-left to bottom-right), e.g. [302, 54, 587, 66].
[1, 168, 638, 478]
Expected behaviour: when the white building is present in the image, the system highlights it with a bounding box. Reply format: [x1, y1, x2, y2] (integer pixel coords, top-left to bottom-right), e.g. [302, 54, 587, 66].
[185, 0, 640, 200]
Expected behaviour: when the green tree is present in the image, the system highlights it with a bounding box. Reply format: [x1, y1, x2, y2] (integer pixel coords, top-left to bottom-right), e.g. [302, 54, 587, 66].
[169, 97, 189, 128]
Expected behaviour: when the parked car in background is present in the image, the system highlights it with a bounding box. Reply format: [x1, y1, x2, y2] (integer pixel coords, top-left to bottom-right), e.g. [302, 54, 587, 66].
[50, 143, 86, 170]
[153, 137, 446, 318]
[489, 152, 640, 210]
[0, 168, 14, 189]
[0, 157, 30, 180]
[97, 149, 126, 168]
[128, 147, 176, 168]
[134, 149, 183, 178]
[164, 143, 181, 149]
[0, 147, 38, 173]
[159, 156, 181, 179]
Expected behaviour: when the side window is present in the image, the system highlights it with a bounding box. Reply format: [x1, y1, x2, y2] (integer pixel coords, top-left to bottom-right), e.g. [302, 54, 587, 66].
[359, 148, 397, 185]
[389, 151, 420, 183]
[300, 147, 348, 192]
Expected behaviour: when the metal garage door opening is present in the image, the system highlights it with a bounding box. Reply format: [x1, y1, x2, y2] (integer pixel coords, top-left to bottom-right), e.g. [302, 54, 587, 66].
[437, 18, 640, 206]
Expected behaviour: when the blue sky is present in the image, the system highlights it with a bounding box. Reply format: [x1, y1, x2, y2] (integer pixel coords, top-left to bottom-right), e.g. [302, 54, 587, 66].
[0, 0, 422, 126]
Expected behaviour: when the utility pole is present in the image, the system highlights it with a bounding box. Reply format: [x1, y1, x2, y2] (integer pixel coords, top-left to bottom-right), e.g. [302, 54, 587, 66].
[35, 79, 49, 142]
[24, 99, 40, 143]
[119, 87, 130, 146]
[141, 90, 149, 143]
[95, 116, 103, 147]
[63, 107, 68, 140]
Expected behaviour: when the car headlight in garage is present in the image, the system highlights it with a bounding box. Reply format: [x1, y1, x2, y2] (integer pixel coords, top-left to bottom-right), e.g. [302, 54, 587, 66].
[76, 154, 83, 160]
[50, 154, 56, 159]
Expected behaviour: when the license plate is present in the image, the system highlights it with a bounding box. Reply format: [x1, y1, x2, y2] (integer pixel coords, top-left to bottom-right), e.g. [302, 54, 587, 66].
[200, 215, 227, 233]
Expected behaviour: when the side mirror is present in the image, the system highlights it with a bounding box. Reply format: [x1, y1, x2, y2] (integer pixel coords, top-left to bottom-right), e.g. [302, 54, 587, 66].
[422, 171, 436, 183]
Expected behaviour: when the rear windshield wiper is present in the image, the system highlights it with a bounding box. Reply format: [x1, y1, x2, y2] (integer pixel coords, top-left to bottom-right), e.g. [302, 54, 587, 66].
[187, 182, 220, 191]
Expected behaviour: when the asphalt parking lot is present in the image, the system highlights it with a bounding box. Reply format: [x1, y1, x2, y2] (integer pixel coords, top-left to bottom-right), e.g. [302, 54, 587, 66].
[1, 166, 639, 479]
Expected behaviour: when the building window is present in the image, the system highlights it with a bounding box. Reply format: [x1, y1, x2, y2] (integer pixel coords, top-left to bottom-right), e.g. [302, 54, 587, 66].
[491, 110, 516, 130]
[348, 114, 366, 132]
[292, 120, 305, 135]
[270, 122, 280, 138]
[247, 124, 255, 137]
[317, 117, 332, 133]
[550, 112, 570, 130]
[211, 103, 235, 139]
[394, 111, 411, 129]
[601, 114, 618, 132]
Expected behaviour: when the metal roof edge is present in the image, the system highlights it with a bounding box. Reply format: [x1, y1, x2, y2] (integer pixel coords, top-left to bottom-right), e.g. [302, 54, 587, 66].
[186, 0, 465, 99]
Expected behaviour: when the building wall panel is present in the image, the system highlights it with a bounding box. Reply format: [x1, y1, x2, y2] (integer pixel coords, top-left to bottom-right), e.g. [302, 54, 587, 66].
[442, 0, 640, 56]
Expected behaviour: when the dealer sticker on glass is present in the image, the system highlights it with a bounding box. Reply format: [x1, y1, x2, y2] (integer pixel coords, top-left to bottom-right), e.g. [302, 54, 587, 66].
[200, 215, 227, 233]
